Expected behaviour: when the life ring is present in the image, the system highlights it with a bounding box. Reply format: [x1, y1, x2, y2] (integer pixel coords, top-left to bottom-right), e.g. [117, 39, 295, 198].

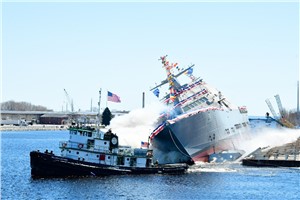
[111, 137, 118, 145]
[78, 144, 84, 149]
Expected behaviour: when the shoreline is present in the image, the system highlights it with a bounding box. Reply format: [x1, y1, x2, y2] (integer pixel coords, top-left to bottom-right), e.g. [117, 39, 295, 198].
[0, 125, 68, 132]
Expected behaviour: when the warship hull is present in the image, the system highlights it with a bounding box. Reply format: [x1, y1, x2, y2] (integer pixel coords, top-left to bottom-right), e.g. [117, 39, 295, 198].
[152, 108, 250, 164]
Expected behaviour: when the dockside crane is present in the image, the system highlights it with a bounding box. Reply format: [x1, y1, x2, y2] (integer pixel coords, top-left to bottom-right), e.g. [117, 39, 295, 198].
[63, 89, 77, 125]
[265, 98, 278, 118]
[274, 94, 284, 118]
[274, 94, 295, 128]
[64, 89, 74, 112]
[265, 94, 294, 128]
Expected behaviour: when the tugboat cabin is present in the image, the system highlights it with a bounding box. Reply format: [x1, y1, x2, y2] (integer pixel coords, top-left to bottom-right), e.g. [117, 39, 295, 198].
[59, 126, 152, 168]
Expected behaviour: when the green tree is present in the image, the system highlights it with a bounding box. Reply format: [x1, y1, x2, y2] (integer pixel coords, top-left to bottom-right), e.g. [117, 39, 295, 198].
[102, 107, 112, 126]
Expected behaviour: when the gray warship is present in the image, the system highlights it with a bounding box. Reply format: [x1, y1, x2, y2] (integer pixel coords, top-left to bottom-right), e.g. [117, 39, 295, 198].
[150, 56, 250, 164]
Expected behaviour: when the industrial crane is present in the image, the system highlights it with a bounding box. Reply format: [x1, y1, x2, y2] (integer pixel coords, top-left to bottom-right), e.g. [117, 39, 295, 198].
[274, 94, 294, 128]
[274, 94, 284, 118]
[265, 98, 278, 118]
[265, 94, 295, 128]
[64, 89, 74, 112]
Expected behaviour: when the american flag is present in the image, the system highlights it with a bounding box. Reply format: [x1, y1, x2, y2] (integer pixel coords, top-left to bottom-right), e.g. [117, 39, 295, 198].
[141, 141, 149, 148]
[107, 91, 121, 103]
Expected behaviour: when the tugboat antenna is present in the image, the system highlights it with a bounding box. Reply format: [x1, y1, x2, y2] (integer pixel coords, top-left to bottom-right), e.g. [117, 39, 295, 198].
[98, 89, 102, 127]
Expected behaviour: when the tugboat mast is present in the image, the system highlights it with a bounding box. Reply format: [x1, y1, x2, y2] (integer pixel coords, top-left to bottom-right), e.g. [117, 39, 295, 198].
[98, 88, 102, 127]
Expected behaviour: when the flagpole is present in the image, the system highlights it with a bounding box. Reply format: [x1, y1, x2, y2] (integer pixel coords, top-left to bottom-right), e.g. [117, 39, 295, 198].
[106, 89, 108, 108]
[98, 88, 102, 126]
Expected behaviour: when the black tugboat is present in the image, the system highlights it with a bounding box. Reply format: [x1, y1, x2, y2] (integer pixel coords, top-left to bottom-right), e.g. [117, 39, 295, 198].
[30, 126, 188, 178]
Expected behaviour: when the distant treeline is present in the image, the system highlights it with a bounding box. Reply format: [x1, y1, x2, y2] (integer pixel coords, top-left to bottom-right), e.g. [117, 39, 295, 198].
[1, 100, 53, 111]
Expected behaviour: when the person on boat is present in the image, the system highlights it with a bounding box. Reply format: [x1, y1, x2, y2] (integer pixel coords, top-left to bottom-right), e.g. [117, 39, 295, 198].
[154, 160, 159, 167]
[105, 129, 113, 137]
[107, 129, 112, 134]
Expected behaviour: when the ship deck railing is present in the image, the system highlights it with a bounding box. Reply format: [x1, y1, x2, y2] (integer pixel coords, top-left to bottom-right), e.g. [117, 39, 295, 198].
[59, 141, 111, 153]
[59, 141, 137, 157]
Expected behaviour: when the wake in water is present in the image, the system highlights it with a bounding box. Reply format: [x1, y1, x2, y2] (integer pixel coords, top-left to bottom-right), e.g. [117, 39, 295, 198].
[188, 161, 238, 173]
[108, 103, 165, 148]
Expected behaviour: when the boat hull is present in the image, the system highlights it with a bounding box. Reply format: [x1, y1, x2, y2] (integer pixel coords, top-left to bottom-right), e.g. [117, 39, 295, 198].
[152, 109, 250, 164]
[30, 151, 188, 178]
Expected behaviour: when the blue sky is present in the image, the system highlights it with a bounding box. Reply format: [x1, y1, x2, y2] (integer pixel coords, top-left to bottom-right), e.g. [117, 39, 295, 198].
[2, 1, 299, 116]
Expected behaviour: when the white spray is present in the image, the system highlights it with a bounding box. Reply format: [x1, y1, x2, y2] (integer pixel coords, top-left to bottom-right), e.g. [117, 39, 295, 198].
[108, 103, 166, 148]
[237, 127, 300, 157]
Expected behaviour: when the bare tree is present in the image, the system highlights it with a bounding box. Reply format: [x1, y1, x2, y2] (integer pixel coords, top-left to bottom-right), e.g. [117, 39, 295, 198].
[0, 100, 52, 111]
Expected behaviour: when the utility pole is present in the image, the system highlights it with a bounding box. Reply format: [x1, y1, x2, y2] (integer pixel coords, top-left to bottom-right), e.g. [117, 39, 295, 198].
[297, 81, 299, 123]
[297, 81, 299, 114]
[90, 98, 92, 112]
[142, 92, 145, 108]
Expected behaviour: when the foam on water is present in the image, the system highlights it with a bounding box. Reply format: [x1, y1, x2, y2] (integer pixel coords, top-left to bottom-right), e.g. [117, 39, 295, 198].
[188, 161, 238, 173]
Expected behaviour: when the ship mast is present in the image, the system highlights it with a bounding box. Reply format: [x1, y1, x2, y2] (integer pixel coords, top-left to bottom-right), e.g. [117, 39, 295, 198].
[160, 56, 177, 103]
[150, 61, 194, 92]
[159, 55, 183, 114]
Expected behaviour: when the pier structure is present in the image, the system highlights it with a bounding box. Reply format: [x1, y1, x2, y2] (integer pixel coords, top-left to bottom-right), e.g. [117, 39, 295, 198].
[242, 137, 300, 167]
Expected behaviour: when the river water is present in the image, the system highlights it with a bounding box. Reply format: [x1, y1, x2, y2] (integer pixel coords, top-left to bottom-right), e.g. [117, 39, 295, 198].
[1, 131, 299, 199]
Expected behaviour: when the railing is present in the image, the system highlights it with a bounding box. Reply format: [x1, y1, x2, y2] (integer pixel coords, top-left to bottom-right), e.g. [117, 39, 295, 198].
[59, 141, 110, 153]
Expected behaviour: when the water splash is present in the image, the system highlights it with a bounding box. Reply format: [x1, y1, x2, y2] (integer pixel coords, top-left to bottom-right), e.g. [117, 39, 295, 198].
[237, 127, 300, 157]
[108, 103, 166, 148]
[188, 161, 238, 173]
